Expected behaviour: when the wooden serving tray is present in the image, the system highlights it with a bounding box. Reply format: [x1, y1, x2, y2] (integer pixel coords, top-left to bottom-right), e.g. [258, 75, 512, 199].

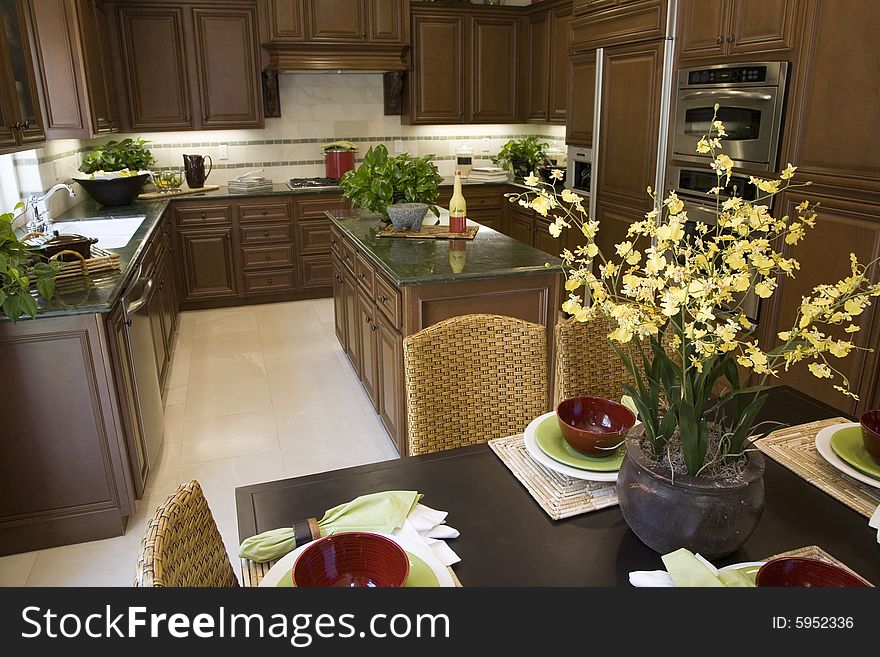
[377, 225, 479, 240]
[138, 184, 220, 200]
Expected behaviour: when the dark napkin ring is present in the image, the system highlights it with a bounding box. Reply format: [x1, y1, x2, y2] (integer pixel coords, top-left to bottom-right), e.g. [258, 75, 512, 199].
[293, 518, 321, 547]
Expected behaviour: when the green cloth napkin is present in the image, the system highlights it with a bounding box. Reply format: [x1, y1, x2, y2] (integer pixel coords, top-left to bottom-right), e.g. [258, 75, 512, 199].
[661, 548, 755, 588]
[238, 491, 422, 562]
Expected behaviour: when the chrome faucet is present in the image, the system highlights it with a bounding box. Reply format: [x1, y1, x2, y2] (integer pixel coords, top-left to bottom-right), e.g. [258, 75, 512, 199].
[25, 183, 76, 235]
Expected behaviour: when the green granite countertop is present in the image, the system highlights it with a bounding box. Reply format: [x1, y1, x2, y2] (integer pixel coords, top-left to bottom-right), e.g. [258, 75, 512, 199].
[328, 209, 562, 287]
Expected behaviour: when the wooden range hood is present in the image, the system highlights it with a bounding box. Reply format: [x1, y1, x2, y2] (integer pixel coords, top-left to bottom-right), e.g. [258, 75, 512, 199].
[263, 43, 409, 72]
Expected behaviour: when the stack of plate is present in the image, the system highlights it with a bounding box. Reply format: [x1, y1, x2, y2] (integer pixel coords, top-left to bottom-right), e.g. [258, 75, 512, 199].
[228, 176, 273, 194]
[815, 423, 880, 489]
[523, 411, 626, 482]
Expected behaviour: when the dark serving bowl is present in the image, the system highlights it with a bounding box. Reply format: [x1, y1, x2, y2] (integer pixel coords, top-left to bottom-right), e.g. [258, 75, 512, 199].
[860, 410, 880, 463]
[73, 173, 150, 206]
[291, 532, 409, 588]
[556, 396, 636, 456]
[755, 557, 870, 588]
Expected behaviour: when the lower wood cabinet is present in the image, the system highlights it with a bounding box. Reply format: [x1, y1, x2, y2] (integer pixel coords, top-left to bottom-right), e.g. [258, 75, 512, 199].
[375, 309, 404, 446]
[357, 288, 381, 409]
[177, 226, 239, 302]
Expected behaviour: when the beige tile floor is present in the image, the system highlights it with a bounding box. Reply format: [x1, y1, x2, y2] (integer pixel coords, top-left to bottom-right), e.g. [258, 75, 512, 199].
[0, 299, 398, 587]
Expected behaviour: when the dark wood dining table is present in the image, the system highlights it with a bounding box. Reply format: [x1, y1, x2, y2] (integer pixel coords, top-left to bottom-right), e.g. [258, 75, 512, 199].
[236, 386, 880, 586]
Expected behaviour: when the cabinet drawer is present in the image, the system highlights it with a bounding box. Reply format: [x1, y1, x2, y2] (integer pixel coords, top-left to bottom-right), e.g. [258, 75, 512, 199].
[340, 238, 357, 272]
[241, 245, 294, 270]
[354, 252, 376, 296]
[175, 202, 232, 226]
[295, 192, 345, 220]
[437, 184, 505, 210]
[298, 219, 332, 254]
[470, 212, 502, 231]
[299, 254, 334, 289]
[330, 224, 343, 258]
[240, 223, 293, 244]
[374, 275, 401, 329]
[238, 200, 292, 222]
[243, 269, 296, 294]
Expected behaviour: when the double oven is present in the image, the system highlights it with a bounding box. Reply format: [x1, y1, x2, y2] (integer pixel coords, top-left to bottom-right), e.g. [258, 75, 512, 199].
[668, 62, 790, 323]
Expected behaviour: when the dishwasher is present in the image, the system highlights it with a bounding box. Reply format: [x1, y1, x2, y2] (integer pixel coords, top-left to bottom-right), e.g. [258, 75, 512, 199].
[122, 266, 165, 468]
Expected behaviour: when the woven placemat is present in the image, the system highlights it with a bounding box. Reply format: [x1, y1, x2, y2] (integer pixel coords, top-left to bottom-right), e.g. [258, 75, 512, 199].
[489, 433, 618, 520]
[755, 417, 880, 518]
[240, 556, 463, 588]
[769, 545, 874, 586]
[376, 225, 479, 240]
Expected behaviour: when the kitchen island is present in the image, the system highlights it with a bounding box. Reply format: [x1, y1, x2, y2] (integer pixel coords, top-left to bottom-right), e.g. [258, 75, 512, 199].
[328, 209, 563, 456]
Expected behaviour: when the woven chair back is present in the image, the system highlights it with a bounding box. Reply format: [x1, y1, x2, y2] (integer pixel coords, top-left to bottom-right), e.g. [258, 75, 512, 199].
[135, 480, 238, 587]
[404, 314, 548, 456]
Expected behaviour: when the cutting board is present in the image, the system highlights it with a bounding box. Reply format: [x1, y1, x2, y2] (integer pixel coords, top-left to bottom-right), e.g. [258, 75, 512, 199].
[138, 185, 220, 200]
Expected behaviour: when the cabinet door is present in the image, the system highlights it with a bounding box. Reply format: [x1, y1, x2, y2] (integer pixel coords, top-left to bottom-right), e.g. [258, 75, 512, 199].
[508, 206, 536, 246]
[78, 0, 117, 134]
[0, 0, 45, 145]
[596, 40, 663, 211]
[759, 191, 880, 417]
[192, 7, 263, 129]
[343, 269, 362, 376]
[547, 5, 572, 124]
[408, 12, 464, 124]
[677, 0, 728, 61]
[332, 262, 346, 348]
[147, 259, 168, 387]
[357, 291, 380, 410]
[534, 217, 561, 257]
[566, 51, 596, 148]
[308, 0, 366, 42]
[470, 15, 518, 123]
[265, 0, 306, 42]
[376, 311, 404, 454]
[117, 5, 193, 131]
[728, 0, 796, 56]
[107, 303, 148, 499]
[367, 0, 405, 44]
[178, 227, 238, 301]
[524, 12, 549, 122]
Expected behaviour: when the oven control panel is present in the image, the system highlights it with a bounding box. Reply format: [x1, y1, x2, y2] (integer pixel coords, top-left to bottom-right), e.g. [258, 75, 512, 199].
[687, 66, 767, 86]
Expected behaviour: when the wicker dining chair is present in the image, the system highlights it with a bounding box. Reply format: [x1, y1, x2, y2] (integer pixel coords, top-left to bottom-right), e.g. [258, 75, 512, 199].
[404, 313, 548, 456]
[134, 480, 239, 587]
[554, 314, 637, 405]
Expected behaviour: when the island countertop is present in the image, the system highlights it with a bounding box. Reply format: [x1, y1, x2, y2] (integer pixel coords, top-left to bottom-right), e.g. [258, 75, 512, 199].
[327, 208, 563, 287]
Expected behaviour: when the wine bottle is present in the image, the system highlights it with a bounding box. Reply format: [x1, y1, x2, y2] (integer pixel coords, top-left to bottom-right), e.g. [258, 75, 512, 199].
[449, 170, 467, 234]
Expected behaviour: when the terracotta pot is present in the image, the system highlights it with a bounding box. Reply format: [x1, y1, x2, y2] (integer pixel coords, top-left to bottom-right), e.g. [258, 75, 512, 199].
[617, 438, 765, 560]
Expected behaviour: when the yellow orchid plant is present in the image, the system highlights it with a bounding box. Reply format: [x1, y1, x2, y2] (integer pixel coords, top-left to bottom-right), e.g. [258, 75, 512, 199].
[509, 107, 880, 476]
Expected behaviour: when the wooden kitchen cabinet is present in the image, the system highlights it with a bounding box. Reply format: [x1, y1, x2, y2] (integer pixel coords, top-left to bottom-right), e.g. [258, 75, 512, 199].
[113, 1, 262, 132]
[357, 288, 380, 410]
[177, 227, 239, 303]
[574, 0, 617, 14]
[508, 204, 536, 246]
[569, 0, 666, 51]
[376, 309, 405, 453]
[469, 14, 519, 123]
[308, 0, 365, 42]
[28, 0, 118, 139]
[523, 1, 571, 124]
[547, 3, 572, 123]
[566, 51, 596, 148]
[368, 0, 407, 43]
[263, 0, 407, 45]
[342, 268, 362, 377]
[0, 0, 46, 153]
[406, 10, 465, 124]
[677, 0, 797, 62]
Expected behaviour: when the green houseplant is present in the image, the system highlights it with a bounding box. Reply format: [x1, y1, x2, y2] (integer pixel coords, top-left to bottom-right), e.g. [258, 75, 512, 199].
[75, 138, 155, 206]
[339, 145, 443, 227]
[509, 109, 880, 558]
[0, 205, 63, 321]
[493, 136, 548, 181]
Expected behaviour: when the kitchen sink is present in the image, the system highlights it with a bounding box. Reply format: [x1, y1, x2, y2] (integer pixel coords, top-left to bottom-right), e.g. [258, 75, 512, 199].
[51, 215, 147, 250]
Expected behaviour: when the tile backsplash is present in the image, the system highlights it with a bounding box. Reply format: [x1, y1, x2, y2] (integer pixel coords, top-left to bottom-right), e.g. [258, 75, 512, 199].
[7, 72, 566, 213]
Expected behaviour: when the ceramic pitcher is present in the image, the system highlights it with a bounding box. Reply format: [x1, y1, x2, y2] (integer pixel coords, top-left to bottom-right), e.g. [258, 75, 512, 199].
[183, 154, 213, 188]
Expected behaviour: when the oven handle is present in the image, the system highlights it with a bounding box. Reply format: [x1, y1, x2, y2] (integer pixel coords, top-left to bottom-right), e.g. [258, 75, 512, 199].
[679, 90, 773, 101]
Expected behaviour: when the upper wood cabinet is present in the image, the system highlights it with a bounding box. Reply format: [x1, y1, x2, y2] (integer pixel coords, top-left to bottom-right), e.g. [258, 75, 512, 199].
[113, 2, 263, 132]
[547, 3, 572, 123]
[309, 0, 366, 42]
[677, 0, 797, 62]
[368, 0, 406, 43]
[263, 0, 408, 45]
[525, 2, 571, 124]
[28, 0, 118, 139]
[566, 51, 596, 148]
[0, 0, 46, 153]
[404, 5, 519, 125]
[569, 0, 666, 51]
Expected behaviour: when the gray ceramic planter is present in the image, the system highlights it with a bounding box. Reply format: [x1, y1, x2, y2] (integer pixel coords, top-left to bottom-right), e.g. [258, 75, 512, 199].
[387, 203, 429, 231]
[616, 439, 765, 560]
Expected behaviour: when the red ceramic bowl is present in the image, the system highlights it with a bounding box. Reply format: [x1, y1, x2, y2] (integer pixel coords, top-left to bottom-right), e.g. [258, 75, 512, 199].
[755, 557, 870, 588]
[291, 532, 409, 588]
[556, 396, 636, 456]
[859, 410, 880, 463]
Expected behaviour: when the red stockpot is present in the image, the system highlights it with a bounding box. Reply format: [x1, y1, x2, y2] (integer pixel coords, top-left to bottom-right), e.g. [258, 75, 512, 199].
[324, 149, 356, 180]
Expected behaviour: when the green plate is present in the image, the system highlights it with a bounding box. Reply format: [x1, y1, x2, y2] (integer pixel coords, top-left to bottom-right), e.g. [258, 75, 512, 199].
[534, 414, 624, 472]
[276, 551, 440, 588]
[830, 426, 880, 480]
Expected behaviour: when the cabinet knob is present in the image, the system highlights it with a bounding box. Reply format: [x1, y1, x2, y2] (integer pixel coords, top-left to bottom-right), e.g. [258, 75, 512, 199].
[358, 272, 365, 280]
[263, 230, 270, 237]
[261, 209, 267, 215]
[265, 253, 272, 260]
[716, 36, 724, 44]
[727, 34, 735, 43]
[200, 212, 206, 219]
[21, 120, 29, 130]
[365, 316, 372, 324]
[371, 324, 379, 332]
[379, 294, 388, 303]
[267, 278, 273, 285]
